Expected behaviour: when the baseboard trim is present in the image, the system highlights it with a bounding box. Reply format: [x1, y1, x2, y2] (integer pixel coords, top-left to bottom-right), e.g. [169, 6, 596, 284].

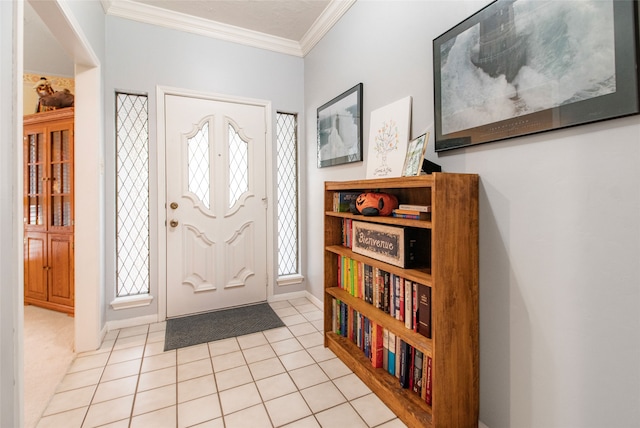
[106, 314, 159, 332]
[269, 290, 323, 310]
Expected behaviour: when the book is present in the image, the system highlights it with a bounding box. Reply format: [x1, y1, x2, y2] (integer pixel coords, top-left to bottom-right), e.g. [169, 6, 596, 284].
[399, 277, 405, 322]
[382, 328, 389, 371]
[412, 281, 418, 331]
[364, 264, 372, 304]
[392, 210, 431, 221]
[404, 279, 412, 329]
[393, 275, 401, 320]
[370, 322, 384, 368]
[417, 283, 432, 338]
[340, 302, 348, 337]
[363, 317, 370, 359]
[398, 204, 431, 212]
[349, 307, 356, 341]
[334, 191, 361, 212]
[389, 273, 395, 317]
[388, 332, 396, 376]
[342, 219, 353, 247]
[383, 271, 390, 314]
[373, 267, 380, 309]
[413, 349, 423, 394]
[399, 340, 411, 388]
[425, 355, 433, 405]
[395, 337, 401, 379]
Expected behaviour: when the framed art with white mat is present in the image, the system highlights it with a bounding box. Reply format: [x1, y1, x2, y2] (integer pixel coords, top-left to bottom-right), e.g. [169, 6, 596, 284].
[365, 96, 412, 179]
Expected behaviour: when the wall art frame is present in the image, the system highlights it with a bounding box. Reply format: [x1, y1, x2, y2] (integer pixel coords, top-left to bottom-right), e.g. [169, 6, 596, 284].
[317, 83, 363, 168]
[433, 0, 640, 151]
[365, 95, 412, 179]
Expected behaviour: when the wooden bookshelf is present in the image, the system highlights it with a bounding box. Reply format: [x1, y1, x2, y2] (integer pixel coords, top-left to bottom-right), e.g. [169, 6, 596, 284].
[323, 173, 479, 428]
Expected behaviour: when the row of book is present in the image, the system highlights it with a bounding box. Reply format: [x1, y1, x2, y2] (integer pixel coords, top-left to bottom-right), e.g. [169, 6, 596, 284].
[333, 191, 361, 212]
[337, 255, 431, 338]
[332, 299, 432, 405]
[342, 218, 354, 249]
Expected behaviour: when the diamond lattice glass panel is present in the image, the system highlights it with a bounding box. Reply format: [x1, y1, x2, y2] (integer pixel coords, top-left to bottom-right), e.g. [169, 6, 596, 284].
[188, 122, 210, 209]
[116, 93, 150, 297]
[228, 124, 248, 208]
[276, 113, 299, 276]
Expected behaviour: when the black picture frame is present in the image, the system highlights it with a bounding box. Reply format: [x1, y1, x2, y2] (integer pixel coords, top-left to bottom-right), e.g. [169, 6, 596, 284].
[433, 0, 640, 151]
[317, 83, 363, 167]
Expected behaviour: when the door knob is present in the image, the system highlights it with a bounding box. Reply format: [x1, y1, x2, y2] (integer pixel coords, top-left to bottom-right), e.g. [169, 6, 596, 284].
[170, 202, 178, 209]
[170, 219, 179, 227]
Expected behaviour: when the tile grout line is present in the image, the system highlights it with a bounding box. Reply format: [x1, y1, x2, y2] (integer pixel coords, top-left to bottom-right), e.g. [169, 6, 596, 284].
[80, 329, 119, 428]
[126, 324, 150, 428]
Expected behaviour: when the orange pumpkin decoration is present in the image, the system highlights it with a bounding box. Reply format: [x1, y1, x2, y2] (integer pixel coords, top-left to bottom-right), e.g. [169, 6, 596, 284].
[352, 192, 398, 216]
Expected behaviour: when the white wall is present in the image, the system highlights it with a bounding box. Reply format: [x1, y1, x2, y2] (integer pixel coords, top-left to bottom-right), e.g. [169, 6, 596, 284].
[304, 2, 640, 427]
[103, 17, 306, 322]
[0, 2, 23, 426]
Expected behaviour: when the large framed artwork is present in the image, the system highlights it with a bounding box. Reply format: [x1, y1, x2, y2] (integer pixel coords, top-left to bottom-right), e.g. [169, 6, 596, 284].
[433, 0, 640, 151]
[317, 83, 363, 168]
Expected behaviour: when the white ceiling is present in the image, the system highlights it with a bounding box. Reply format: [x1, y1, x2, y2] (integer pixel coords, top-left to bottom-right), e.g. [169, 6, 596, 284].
[129, 0, 331, 41]
[102, 0, 355, 56]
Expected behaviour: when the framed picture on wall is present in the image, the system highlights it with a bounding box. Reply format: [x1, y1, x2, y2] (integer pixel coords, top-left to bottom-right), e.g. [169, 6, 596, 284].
[365, 95, 412, 179]
[433, 0, 640, 151]
[317, 83, 363, 168]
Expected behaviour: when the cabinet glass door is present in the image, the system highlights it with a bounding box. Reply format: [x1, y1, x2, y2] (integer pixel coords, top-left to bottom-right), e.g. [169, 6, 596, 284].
[50, 128, 72, 228]
[26, 132, 45, 227]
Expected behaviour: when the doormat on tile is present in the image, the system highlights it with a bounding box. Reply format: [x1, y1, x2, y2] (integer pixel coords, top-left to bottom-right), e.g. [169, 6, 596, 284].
[164, 302, 285, 351]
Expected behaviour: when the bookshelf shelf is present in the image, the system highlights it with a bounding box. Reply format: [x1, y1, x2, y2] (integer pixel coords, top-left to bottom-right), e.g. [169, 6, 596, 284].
[327, 287, 433, 354]
[325, 211, 433, 229]
[323, 173, 479, 428]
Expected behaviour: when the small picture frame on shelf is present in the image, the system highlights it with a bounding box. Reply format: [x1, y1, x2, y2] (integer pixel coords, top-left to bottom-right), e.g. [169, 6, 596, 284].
[402, 132, 429, 177]
[317, 83, 363, 168]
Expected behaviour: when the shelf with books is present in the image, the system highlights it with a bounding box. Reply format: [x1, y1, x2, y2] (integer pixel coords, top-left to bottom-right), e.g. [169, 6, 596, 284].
[327, 287, 432, 354]
[326, 245, 432, 285]
[323, 173, 479, 428]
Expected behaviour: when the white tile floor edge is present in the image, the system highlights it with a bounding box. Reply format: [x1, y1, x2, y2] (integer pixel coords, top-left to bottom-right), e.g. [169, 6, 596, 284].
[36, 298, 408, 428]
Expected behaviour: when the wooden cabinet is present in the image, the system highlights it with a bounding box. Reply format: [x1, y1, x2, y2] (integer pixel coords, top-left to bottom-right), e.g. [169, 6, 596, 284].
[23, 108, 74, 315]
[323, 173, 478, 428]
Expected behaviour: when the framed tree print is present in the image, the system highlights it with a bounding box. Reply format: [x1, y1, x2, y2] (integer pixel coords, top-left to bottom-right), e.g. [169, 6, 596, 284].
[365, 95, 412, 178]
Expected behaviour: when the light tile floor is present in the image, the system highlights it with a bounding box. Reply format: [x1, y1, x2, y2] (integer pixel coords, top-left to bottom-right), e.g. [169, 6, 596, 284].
[36, 297, 407, 428]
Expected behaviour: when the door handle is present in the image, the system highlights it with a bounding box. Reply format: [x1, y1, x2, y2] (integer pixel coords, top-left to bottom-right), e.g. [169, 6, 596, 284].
[170, 202, 178, 209]
[169, 219, 179, 227]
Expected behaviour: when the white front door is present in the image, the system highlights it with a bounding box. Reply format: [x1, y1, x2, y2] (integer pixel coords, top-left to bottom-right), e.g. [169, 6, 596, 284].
[165, 94, 268, 318]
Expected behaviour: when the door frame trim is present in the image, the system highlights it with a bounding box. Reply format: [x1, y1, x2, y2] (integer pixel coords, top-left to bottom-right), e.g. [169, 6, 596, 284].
[156, 86, 274, 321]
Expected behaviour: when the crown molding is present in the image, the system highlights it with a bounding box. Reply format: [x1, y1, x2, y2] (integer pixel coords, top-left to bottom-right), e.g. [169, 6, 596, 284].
[103, 0, 353, 58]
[300, 0, 356, 56]
[104, 0, 304, 57]
[100, 0, 112, 15]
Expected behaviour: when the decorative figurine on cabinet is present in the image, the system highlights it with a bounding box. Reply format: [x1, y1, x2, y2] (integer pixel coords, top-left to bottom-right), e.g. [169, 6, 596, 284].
[34, 76, 74, 112]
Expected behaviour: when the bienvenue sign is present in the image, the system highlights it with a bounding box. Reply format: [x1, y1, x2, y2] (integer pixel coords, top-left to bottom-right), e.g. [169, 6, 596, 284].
[352, 221, 408, 267]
